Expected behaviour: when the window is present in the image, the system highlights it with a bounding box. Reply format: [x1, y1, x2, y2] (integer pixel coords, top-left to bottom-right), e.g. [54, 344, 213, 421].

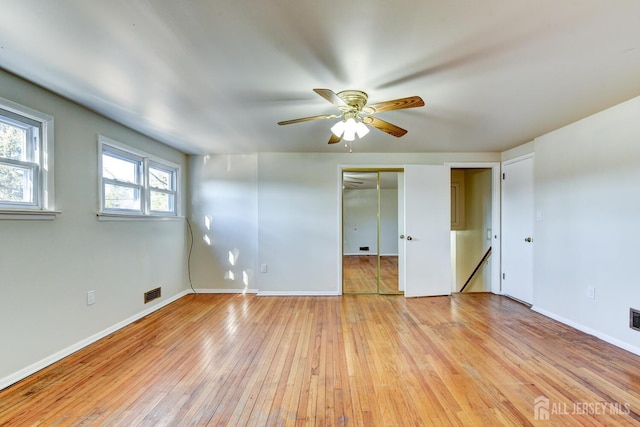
[98, 136, 179, 218]
[0, 97, 55, 217]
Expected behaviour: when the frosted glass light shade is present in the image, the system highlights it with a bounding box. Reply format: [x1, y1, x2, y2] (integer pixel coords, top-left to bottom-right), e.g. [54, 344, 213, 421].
[355, 122, 369, 138]
[331, 120, 346, 137]
[343, 118, 357, 141]
[331, 117, 369, 142]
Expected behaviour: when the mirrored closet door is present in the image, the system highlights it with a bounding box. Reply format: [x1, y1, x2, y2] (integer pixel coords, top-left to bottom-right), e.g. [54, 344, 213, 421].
[342, 170, 402, 294]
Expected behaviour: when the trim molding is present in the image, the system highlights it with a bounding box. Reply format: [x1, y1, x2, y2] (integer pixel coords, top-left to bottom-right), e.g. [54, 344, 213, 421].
[343, 253, 398, 256]
[257, 291, 341, 296]
[532, 306, 640, 357]
[0, 209, 61, 220]
[194, 288, 258, 294]
[502, 152, 534, 166]
[0, 290, 190, 391]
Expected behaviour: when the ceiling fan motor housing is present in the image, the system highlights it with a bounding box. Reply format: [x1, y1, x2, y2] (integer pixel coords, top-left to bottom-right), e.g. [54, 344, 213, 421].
[337, 90, 368, 112]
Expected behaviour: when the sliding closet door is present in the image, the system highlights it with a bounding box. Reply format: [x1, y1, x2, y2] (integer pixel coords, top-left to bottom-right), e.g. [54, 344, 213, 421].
[379, 171, 401, 294]
[342, 172, 379, 293]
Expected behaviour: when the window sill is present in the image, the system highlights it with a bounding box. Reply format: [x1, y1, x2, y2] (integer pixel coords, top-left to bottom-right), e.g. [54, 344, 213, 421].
[0, 209, 61, 220]
[97, 212, 183, 221]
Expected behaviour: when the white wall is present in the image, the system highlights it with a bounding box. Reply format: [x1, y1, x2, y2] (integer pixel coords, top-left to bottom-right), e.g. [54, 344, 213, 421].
[532, 95, 640, 354]
[0, 70, 189, 386]
[188, 152, 499, 295]
[189, 154, 258, 292]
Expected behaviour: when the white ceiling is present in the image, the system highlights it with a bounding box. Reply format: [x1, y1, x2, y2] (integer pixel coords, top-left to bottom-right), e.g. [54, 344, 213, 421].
[2, 1, 640, 155]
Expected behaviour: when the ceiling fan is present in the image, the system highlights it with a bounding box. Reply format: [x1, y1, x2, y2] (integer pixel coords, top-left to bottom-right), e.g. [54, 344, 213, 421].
[277, 89, 425, 147]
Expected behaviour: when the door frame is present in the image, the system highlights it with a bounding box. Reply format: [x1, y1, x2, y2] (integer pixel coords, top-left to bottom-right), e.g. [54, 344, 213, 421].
[337, 165, 403, 295]
[338, 165, 404, 295]
[445, 162, 502, 294]
[500, 154, 534, 303]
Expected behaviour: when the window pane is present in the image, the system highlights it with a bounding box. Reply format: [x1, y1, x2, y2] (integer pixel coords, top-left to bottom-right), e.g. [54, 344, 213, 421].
[0, 163, 33, 203]
[149, 166, 173, 190]
[0, 121, 27, 161]
[150, 191, 174, 213]
[102, 152, 140, 184]
[104, 183, 141, 210]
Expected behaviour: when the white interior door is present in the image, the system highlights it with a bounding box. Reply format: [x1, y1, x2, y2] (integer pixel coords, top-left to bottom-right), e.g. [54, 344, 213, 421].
[501, 156, 534, 304]
[403, 165, 451, 297]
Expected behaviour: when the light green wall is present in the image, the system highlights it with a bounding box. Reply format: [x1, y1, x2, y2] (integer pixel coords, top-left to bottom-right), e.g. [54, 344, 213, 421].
[0, 69, 189, 385]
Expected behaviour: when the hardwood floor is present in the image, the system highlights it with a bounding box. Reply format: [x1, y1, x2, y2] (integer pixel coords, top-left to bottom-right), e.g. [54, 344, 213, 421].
[1, 293, 639, 426]
[343, 255, 400, 294]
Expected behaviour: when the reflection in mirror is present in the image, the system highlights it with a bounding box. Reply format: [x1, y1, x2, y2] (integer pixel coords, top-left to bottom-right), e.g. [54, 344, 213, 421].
[378, 172, 401, 294]
[342, 171, 402, 294]
[343, 172, 378, 293]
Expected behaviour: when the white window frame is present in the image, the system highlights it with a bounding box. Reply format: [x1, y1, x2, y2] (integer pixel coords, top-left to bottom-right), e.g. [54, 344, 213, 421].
[98, 135, 180, 220]
[0, 96, 56, 220]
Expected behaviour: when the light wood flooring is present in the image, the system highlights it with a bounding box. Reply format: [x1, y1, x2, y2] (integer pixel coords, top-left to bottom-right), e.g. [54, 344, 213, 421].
[343, 255, 400, 294]
[1, 293, 640, 426]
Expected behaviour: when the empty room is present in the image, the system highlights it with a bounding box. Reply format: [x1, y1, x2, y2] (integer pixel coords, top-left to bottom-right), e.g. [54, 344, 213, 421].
[1, 1, 640, 425]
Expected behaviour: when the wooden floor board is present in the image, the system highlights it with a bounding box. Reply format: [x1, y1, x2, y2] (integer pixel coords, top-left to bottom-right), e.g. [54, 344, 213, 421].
[343, 256, 400, 294]
[1, 293, 640, 426]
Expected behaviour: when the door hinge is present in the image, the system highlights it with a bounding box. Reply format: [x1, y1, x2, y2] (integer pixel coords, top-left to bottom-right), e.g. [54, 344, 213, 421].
[502, 273, 505, 280]
[502, 173, 505, 180]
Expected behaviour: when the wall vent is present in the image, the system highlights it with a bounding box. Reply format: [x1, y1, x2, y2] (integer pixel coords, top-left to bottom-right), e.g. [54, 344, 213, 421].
[630, 308, 640, 332]
[359, 246, 370, 251]
[144, 287, 162, 304]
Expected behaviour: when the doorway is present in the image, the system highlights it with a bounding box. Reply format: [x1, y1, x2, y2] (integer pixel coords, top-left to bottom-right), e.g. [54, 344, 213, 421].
[451, 168, 493, 293]
[447, 162, 502, 295]
[342, 169, 403, 294]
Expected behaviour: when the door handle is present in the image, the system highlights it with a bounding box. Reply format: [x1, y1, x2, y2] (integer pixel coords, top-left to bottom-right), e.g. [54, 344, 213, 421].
[406, 236, 413, 241]
[524, 237, 533, 243]
[399, 234, 405, 239]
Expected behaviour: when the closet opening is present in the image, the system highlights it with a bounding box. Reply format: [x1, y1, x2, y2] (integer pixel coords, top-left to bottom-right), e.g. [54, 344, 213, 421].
[342, 169, 403, 295]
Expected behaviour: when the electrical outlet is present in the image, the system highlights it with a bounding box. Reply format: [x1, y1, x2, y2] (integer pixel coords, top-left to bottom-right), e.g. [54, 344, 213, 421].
[587, 287, 595, 299]
[260, 263, 268, 273]
[87, 290, 96, 305]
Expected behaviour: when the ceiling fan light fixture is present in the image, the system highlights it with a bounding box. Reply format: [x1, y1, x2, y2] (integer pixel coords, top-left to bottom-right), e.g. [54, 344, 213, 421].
[331, 120, 346, 137]
[343, 118, 357, 141]
[278, 89, 424, 150]
[343, 129, 356, 141]
[355, 121, 369, 138]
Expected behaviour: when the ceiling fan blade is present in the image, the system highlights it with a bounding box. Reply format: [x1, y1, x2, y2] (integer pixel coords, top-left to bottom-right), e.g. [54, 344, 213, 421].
[363, 96, 424, 114]
[363, 116, 408, 137]
[277, 114, 335, 125]
[314, 88, 347, 107]
[328, 133, 342, 144]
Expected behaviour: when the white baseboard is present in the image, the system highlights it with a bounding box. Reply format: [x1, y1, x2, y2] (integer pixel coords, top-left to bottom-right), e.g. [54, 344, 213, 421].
[531, 306, 640, 357]
[343, 253, 398, 256]
[257, 290, 341, 296]
[0, 290, 190, 391]
[196, 289, 339, 296]
[194, 288, 258, 294]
